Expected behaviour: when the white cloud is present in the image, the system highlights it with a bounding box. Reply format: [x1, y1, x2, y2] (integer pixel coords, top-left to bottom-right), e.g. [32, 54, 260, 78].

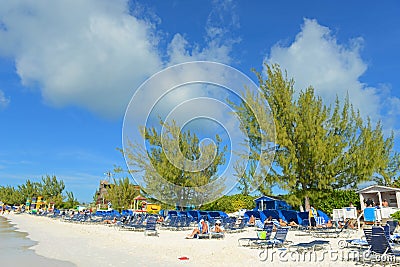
[0, 0, 240, 119]
[167, 0, 239, 65]
[0, 90, 10, 109]
[0, 0, 162, 118]
[265, 18, 400, 135]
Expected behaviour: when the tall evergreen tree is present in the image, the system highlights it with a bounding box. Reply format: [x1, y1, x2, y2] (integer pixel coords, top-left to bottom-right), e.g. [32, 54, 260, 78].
[124, 120, 227, 208]
[17, 179, 40, 201]
[235, 64, 395, 208]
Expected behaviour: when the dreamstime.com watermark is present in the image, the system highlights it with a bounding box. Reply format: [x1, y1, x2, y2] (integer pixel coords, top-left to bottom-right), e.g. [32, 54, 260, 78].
[258, 248, 399, 264]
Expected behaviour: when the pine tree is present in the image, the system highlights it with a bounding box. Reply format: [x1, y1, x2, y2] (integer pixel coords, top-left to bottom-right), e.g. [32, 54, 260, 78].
[235, 64, 395, 208]
[123, 120, 227, 208]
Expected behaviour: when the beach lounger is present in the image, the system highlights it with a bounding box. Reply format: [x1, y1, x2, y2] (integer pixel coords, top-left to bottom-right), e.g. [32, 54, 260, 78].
[310, 220, 353, 238]
[288, 239, 330, 253]
[226, 218, 246, 233]
[358, 226, 400, 265]
[238, 225, 273, 247]
[338, 227, 372, 249]
[120, 214, 146, 231]
[253, 226, 291, 249]
[196, 221, 211, 239]
[144, 216, 158, 236]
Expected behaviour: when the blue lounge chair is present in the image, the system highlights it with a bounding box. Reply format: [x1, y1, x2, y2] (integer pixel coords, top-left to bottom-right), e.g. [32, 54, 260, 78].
[238, 225, 273, 247]
[144, 216, 158, 236]
[338, 227, 371, 249]
[196, 221, 211, 239]
[289, 239, 330, 252]
[363, 207, 376, 224]
[254, 226, 291, 249]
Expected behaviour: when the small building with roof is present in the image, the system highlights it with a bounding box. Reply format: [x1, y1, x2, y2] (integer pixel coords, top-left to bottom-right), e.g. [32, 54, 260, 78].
[357, 184, 400, 222]
[357, 184, 400, 210]
[253, 196, 291, 211]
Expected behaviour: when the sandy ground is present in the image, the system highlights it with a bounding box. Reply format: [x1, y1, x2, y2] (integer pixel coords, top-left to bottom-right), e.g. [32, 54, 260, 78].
[1, 213, 370, 267]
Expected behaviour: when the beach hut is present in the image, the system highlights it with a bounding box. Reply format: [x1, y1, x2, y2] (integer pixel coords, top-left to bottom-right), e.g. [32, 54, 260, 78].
[254, 196, 291, 211]
[133, 195, 147, 211]
[357, 185, 400, 222]
[357, 185, 400, 209]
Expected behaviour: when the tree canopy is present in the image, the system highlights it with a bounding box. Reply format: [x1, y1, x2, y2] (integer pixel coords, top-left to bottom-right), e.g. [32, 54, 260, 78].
[102, 167, 141, 211]
[123, 120, 227, 208]
[234, 64, 396, 208]
[0, 175, 68, 208]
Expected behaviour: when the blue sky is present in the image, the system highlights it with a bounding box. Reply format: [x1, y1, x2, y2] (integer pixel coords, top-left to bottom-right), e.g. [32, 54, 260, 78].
[0, 0, 399, 203]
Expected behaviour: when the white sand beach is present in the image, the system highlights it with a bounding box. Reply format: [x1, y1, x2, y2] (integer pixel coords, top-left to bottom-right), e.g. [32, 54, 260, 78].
[1, 213, 368, 267]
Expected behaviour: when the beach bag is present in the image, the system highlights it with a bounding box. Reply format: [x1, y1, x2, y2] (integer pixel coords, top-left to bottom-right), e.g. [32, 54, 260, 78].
[257, 231, 267, 240]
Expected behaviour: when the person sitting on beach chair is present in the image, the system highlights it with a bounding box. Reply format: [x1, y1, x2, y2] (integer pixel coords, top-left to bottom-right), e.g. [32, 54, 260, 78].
[186, 219, 208, 239]
[211, 220, 224, 233]
[248, 215, 256, 226]
[264, 216, 280, 231]
[279, 218, 298, 227]
[279, 218, 287, 227]
[264, 216, 274, 226]
[287, 219, 299, 227]
[156, 216, 164, 223]
[338, 218, 356, 229]
[103, 217, 117, 224]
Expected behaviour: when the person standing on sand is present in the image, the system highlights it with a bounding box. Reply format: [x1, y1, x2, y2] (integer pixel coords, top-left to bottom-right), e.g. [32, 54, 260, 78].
[308, 206, 317, 228]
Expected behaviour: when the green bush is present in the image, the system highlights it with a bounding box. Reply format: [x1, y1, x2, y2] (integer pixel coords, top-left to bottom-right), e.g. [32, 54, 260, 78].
[390, 210, 400, 221]
[201, 194, 256, 213]
[311, 190, 360, 215]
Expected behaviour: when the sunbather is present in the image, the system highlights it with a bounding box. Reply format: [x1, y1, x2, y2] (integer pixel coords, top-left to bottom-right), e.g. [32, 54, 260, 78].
[186, 219, 208, 238]
[156, 216, 164, 223]
[211, 220, 224, 233]
[315, 219, 333, 228]
[278, 218, 298, 227]
[279, 218, 287, 227]
[264, 216, 279, 231]
[103, 217, 117, 224]
[338, 218, 356, 229]
[288, 219, 298, 227]
[264, 216, 273, 226]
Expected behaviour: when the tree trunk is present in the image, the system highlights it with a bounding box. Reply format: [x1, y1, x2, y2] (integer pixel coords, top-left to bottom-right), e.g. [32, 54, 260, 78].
[304, 196, 310, 211]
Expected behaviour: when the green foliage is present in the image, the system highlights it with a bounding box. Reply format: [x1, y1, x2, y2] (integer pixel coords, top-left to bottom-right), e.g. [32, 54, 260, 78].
[105, 176, 140, 212]
[0, 175, 68, 208]
[201, 194, 256, 213]
[234, 64, 396, 208]
[282, 189, 360, 215]
[388, 153, 400, 187]
[0, 185, 24, 205]
[63, 191, 79, 209]
[312, 190, 360, 215]
[39, 175, 65, 207]
[390, 210, 400, 221]
[17, 179, 40, 200]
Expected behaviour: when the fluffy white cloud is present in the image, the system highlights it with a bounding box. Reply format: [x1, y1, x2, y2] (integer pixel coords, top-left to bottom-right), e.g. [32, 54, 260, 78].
[167, 0, 239, 65]
[0, 0, 162, 118]
[0, 90, 10, 109]
[0, 0, 239, 119]
[265, 18, 400, 134]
